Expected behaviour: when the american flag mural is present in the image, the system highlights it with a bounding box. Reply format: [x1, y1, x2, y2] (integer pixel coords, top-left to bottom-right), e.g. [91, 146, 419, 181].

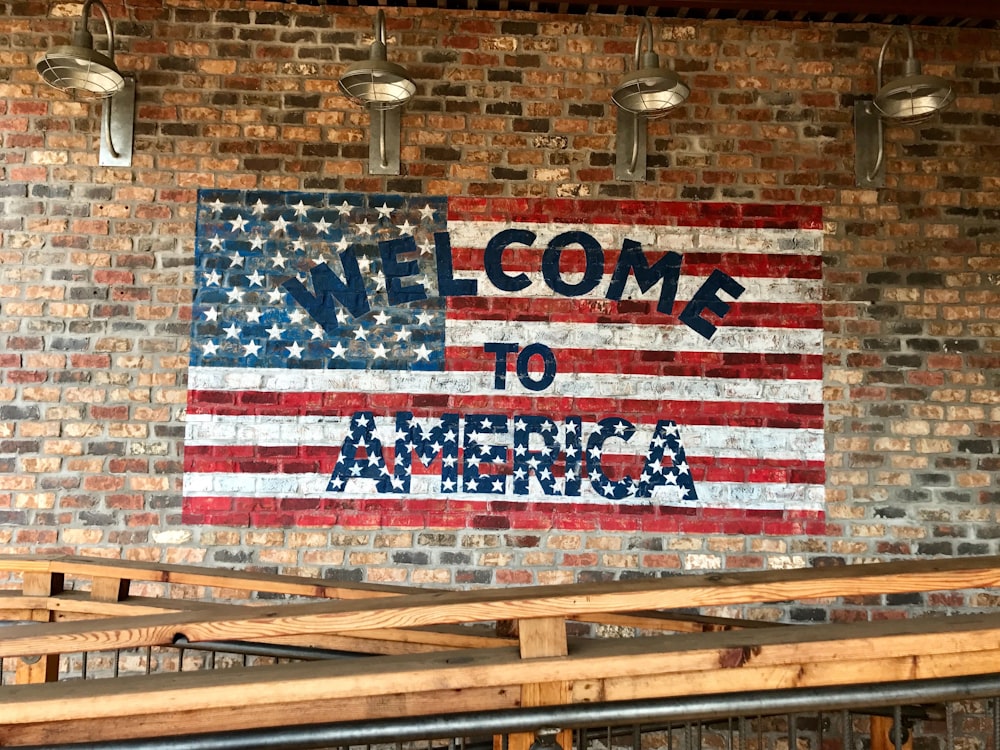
[184, 192, 824, 531]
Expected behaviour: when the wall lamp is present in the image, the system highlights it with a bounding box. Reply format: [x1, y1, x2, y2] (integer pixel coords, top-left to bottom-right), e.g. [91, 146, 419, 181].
[36, 0, 135, 167]
[612, 18, 690, 182]
[339, 10, 415, 176]
[854, 27, 955, 188]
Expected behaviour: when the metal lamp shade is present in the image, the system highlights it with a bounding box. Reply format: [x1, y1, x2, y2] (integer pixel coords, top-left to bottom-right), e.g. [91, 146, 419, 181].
[338, 60, 415, 110]
[612, 67, 690, 118]
[37, 43, 124, 99]
[873, 72, 955, 122]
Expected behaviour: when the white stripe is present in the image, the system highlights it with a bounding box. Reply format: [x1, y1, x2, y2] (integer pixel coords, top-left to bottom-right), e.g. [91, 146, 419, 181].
[440, 271, 820, 306]
[446, 320, 821, 355]
[182, 472, 823, 511]
[447, 221, 823, 256]
[188, 367, 822, 404]
[184, 413, 824, 462]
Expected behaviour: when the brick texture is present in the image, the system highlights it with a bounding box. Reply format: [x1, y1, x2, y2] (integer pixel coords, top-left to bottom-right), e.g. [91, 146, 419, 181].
[1, 0, 998, 619]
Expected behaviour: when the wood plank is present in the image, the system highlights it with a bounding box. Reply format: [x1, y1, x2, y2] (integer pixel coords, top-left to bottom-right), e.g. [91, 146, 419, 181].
[0, 686, 519, 746]
[6, 613, 1000, 727]
[3, 555, 1000, 658]
[0, 554, 418, 600]
[573, 611, 782, 633]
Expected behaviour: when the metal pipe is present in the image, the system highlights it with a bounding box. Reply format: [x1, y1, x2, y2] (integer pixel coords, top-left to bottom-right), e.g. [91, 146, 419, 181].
[171, 636, 372, 661]
[23, 673, 1000, 750]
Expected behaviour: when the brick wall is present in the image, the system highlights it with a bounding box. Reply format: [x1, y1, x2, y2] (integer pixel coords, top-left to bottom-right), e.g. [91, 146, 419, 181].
[1, 0, 998, 618]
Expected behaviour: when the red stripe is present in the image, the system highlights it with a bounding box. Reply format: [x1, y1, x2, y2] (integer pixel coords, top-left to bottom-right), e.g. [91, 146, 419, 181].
[448, 247, 821, 280]
[181, 496, 827, 533]
[183, 445, 823, 485]
[447, 198, 823, 230]
[445, 297, 822, 330]
[444, 346, 822, 381]
[185, 390, 824, 428]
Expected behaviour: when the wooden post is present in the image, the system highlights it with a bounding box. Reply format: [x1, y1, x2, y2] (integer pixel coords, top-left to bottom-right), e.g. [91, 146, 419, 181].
[90, 576, 130, 603]
[870, 715, 913, 750]
[506, 617, 573, 750]
[14, 572, 64, 685]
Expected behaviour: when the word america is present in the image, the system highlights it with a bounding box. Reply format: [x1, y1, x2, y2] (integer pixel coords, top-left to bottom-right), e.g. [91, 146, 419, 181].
[329, 411, 698, 502]
[283, 230, 746, 340]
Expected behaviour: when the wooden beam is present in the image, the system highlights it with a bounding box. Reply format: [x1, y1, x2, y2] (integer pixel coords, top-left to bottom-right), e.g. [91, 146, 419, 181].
[5, 613, 1000, 731]
[3, 555, 1000, 658]
[0, 686, 520, 746]
[0, 555, 418, 600]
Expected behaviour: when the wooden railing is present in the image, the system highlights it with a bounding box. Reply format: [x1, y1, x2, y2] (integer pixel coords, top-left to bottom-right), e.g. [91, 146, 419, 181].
[1, 554, 1000, 747]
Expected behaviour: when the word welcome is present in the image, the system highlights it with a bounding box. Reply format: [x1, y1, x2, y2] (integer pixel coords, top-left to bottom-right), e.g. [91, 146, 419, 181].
[284, 230, 746, 340]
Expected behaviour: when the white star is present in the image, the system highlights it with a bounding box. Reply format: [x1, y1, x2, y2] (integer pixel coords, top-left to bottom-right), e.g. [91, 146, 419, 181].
[492, 478, 504, 492]
[288, 309, 307, 325]
[204, 269, 222, 287]
[413, 343, 432, 361]
[229, 251, 245, 268]
[208, 236, 224, 251]
[267, 288, 284, 304]
[398, 219, 415, 235]
[334, 236, 350, 253]
[243, 340, 262, 357]
[271, 251, 288, 269]
[336, 308, 351, 325]
[246, 270, 265, 287]
[208, 198, 225, 214]
[272, 215, 290, 235]
[329, 341, 348, 358]
[589, 445, 603, 459]
[292, 238, 307, 253]
[286, 341, 305, 358]
[375, 202, 394, 220]
[203, 306, 219, 322]
[613, 420, 629, 436]
[249, 235, 266, 251]
[313, 216, 332, 234]
[442, 478, 456, 491]
[394, 327, 411, 342]
[371, 342, 388, 359]
[266, 322, 284, 339]
[292, 201, 310, 218]
[353, 326, 367, 341]
[373, 310, 390, 325]
[226, 287, 245, 303]
[355, 218, 374, 236]
[223, 322, 241, 339]
[309, 323, 325, 340]
[416, 311, 435, 326]
[202, 340, 219, 355]
[374, 273, 386, 292]
[418, 239, 434, 256]
[246, 307, 262, 323]
[251, 199, 267, 216]
[418, 204, 436, 221]
[466, 454, 482, 469]
[514, 418, 528, 431]
[229, 214, 249, 233]
[357, 255, 372, 274]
